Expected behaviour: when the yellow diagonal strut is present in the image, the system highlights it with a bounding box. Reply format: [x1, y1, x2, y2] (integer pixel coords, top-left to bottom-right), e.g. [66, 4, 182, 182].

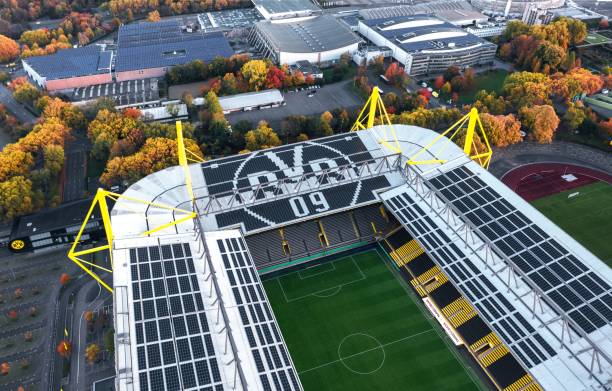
[67, 188, 197, 293]
[407, 108, 492, 169]
[351, 86, 402, 154]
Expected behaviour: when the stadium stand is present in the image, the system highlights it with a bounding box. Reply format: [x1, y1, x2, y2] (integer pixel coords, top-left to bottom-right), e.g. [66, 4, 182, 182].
[319, 212, 358, 245]
[382, 226, 541, 391]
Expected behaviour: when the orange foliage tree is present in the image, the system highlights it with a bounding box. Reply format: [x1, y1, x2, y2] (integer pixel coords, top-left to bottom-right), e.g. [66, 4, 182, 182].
[57, 340, 72, 358]
[59, 273, 71, 286]
[0, 34, 20, 62]
[0, 362, 8, 376]
[551, 68, 604, 101]
[520, 105, 560, 143]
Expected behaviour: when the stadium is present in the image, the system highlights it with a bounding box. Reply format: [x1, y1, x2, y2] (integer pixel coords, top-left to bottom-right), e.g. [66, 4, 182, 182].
[64, 90, 612, 391]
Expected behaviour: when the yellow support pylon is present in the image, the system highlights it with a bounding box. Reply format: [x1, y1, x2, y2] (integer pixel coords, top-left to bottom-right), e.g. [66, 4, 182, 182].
[176, 121, 205, 205]
[407, 107, 493, 169]
[351, 86, 402, 154]
[67, 188, 197, 293]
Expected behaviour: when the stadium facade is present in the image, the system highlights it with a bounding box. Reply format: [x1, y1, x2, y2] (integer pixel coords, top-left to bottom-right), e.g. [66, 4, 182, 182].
[358, 15, 496, 76]
[249, 15, 361, 65]
[108, 116, 612, 390]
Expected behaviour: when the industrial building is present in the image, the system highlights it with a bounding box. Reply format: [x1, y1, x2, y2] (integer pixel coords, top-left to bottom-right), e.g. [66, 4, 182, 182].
[22, 45, 113, 91]
[252, 0, 321, 21]
[249, 15, 361, 65]
[23, 20, 233, 91]
[471, 0, 563, 17]
[358, 15, 496, 76]
[115, 20, 233, 82]
[217, 89, 285, 114]
[359, 1, 489, 27]
[103, 102, 612, 391]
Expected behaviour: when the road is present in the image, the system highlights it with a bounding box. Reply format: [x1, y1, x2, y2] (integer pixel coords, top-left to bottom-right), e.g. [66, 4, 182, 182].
[0, 83, 37, 124]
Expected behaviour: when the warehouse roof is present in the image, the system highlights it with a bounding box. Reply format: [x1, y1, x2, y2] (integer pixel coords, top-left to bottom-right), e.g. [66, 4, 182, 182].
[115, 20, 233, 72]
[252, 0, 320, 16]
[360, 15, 494, 53]
[22, 45, 112, 80]
[218, 89, 284, 112]
[360, 1, 488, 26]
[255, 15, 360, 53]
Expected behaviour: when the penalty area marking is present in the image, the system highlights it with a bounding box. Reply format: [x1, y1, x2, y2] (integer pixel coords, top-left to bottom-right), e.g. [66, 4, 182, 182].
[298, 328, 434, 375]
[277, 256, 366, 303]
[298, 262, 336, 280]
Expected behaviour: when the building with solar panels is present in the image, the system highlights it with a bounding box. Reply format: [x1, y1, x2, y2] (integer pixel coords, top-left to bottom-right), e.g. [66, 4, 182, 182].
[252, 0, 321, 21]
[22, 44, 113, 91]
[249, 15, 361, 65]
[115, 20, 233, 82]
[358, 15, 496, 76]
[109, 116, 612, 390]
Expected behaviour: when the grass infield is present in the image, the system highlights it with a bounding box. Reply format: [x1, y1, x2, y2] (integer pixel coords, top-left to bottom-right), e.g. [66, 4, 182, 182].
[531, 181, 612, 267]
[263, 250, 483, 391]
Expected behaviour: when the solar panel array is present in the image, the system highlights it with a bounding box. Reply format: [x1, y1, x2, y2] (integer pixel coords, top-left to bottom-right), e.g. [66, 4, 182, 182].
[428, 165, 612, 334]
[216, 237, 301, 391]
[130, 244, 223, 391]
[384, 163, 612, 371]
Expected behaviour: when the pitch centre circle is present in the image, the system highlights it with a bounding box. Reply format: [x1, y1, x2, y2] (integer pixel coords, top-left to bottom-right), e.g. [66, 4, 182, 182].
[337, 333, 386, 375]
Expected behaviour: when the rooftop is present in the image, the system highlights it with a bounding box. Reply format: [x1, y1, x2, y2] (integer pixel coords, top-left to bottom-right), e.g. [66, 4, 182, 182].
[22, 45, 112, 80]
[360, 1, 488, 26]
[360, 15, 494, 53]
[255, 15, 360, 53]
[217, 89, 284, 112]
[252, 0, 320, 16]
[115, 20, 233, 72]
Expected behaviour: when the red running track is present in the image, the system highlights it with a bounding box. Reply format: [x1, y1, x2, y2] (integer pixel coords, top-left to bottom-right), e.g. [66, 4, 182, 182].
[501, 163, 612, 202]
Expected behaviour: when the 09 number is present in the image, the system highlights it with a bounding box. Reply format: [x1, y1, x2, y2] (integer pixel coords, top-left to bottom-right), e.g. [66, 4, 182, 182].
[288, 192, 330, 217]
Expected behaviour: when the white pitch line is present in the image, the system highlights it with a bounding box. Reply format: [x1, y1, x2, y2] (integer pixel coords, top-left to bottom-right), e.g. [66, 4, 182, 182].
[298, 329, 435, 375]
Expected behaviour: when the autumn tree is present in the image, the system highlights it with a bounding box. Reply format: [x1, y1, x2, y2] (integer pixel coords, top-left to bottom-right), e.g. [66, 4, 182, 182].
[265, 66, 286, 90]
[244, 121, 281, 151]
[0, 34, 20, 63]
[241, 60, 268, 91]
[0, 176, 34, 221]
[0, 362, 8, 376]
[472, 90, 509, 115]
[480, 113, 523, 147]
[551, 68, 604, 101]
[384, 62, 408, 87]
[13, 81, 42, 107]
[59, 273, 71, 286]
[24, 331, 33, 342]
[57, 340, 72, 358]
[147, 10, 161, 22]
[519, 105, 560, 143]
[562, 103, 589, 131]
[86, 343, 101, 364]
[433, 75, 445, 90]
[503, 72, 551, 108]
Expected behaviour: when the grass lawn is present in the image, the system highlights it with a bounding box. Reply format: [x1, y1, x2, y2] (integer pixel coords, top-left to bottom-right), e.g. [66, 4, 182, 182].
[532, 181, 612, 267]
[456, 70, 509, 105]
[263, 250, 484, 391]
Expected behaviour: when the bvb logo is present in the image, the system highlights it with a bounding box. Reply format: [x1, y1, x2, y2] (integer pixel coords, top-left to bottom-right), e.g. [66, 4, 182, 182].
[10, 239, 25, 251]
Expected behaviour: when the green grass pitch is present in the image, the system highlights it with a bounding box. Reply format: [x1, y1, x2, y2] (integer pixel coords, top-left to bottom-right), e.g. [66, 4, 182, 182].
[531, 181, 612, 267]
[263, 250, 485, 391]
[584, 33, 611, 45]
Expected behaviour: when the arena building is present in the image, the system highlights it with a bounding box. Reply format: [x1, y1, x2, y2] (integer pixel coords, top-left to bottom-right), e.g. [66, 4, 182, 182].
[471, 0, 563, 17]
[22, 44, 113, 92]
[104, 101, 612, 390]
[115, 20, 233, 82]
[252, 0, 321, 21]
[249, 15, 361, 65]
[358, 15, 496, 76]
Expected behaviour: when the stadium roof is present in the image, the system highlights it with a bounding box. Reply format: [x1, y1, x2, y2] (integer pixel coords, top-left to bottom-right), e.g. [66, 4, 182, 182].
[360, 15, 493, 53]
[217, 89, 284, 112]
[111, 122, 612, 390]
[252, 0, 320, 16]
[115, 20, 233, 72]
[359, 1, 488, 26]
[254, 15, 360, 53]
[22, 45, 112, 80]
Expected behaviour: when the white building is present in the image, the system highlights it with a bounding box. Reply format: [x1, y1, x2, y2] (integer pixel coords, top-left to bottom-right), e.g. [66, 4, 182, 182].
[249, 15, 361, 65]
[465, 22, 508, 37]
[217, 89, 285, 114]
[252, 0, 321, 21]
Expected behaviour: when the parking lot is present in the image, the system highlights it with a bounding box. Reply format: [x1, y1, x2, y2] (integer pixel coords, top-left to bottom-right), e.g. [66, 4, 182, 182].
[198, 8, 262, 32]
[71, 78, 160, 106]
[227, 80, 364, 129]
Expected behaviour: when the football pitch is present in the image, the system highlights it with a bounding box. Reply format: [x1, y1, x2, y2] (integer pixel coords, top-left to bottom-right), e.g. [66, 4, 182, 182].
[263, 250, 485, 391]
[532, 181, 612, 267]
